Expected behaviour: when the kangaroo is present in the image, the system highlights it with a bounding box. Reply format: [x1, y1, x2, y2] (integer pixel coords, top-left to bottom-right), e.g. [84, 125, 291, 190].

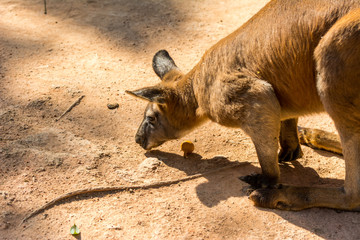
[126, 0, 360, 211]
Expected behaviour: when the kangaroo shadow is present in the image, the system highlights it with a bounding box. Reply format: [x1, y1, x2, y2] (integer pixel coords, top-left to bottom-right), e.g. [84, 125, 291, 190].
[147, 150, 357, 239]
[146, 150, 345, 209]
[279, 160, 343, 186]
[146, 150, 260, 208]
[313, 148, 343, 158]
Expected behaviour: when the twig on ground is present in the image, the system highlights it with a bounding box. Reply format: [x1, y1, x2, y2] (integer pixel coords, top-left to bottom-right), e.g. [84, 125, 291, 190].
[56, 95, 85, 122]
[44, 0, 47, 14]
[21, 161, 256, 225]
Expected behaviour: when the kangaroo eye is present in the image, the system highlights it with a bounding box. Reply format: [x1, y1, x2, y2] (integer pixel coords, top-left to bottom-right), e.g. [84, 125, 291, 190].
[147, 116, 156, 122]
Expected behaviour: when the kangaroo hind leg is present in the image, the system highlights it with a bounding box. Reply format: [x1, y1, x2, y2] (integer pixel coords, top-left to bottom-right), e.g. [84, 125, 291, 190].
[249, 10, 360, 210]
[315, 9, 360, 209]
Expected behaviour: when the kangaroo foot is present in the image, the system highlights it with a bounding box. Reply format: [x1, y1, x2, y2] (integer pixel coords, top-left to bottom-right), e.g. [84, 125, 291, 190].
[248, 185, 359, 211]
[248, 186, 295, 210]
[278, 144, 303, 162]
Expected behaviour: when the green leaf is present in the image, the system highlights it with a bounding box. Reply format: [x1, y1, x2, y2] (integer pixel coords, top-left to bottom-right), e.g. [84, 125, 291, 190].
[70, 224, 80, 235]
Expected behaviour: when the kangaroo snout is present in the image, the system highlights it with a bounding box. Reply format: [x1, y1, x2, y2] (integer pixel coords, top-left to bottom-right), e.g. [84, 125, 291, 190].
[135, 134, 142, 145]
[135, 130, 147, 149]
[135, 133, 144, 146]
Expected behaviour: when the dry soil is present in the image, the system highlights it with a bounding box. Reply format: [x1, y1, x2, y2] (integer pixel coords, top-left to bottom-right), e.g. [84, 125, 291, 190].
[1, 0, 360, 239]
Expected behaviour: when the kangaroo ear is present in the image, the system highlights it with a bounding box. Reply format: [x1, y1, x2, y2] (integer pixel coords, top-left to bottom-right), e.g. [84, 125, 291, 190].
[152, 50, 179, 80]
[125, 87, 166, 104]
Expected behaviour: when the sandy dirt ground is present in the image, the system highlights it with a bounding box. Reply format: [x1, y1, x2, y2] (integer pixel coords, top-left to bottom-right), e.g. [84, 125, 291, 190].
[1, 0, 360, 239]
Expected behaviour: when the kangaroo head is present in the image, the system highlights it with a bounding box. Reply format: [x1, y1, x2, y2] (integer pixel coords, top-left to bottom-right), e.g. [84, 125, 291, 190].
[126, 50, 201, 150]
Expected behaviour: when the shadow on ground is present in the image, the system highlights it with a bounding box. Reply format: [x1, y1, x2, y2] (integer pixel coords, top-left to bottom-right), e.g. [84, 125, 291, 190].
[10, 0, 185, 50]
[147, 150, 358, 240]
[147, 150, 260, 207]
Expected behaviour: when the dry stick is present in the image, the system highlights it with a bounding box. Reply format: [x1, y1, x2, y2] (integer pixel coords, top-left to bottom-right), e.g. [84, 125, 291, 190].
[21, 161, 256, 225]
[56, 95, 85, 122]
[44, 0, 47, 14]
[20, 136, 344, 225]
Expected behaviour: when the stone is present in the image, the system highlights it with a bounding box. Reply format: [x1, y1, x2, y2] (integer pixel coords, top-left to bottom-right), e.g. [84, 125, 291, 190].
[138, 157, 161, 172]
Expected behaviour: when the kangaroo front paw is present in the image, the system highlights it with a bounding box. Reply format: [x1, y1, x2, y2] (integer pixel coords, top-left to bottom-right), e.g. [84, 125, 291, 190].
[278, 144, 303, 162]
[239, 173, 278, 189]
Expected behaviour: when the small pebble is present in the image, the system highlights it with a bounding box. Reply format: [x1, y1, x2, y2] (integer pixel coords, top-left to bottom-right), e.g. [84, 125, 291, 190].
[107, 103, 119, 109]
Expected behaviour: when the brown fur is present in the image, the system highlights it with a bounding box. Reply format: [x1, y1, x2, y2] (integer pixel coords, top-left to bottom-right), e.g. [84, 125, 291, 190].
[127, 0, 360, 210]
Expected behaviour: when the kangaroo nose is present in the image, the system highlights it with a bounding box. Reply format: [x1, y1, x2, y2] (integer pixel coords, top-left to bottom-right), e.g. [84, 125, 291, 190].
[135, 134, 147, 149]
[135, 134, 142, 145]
